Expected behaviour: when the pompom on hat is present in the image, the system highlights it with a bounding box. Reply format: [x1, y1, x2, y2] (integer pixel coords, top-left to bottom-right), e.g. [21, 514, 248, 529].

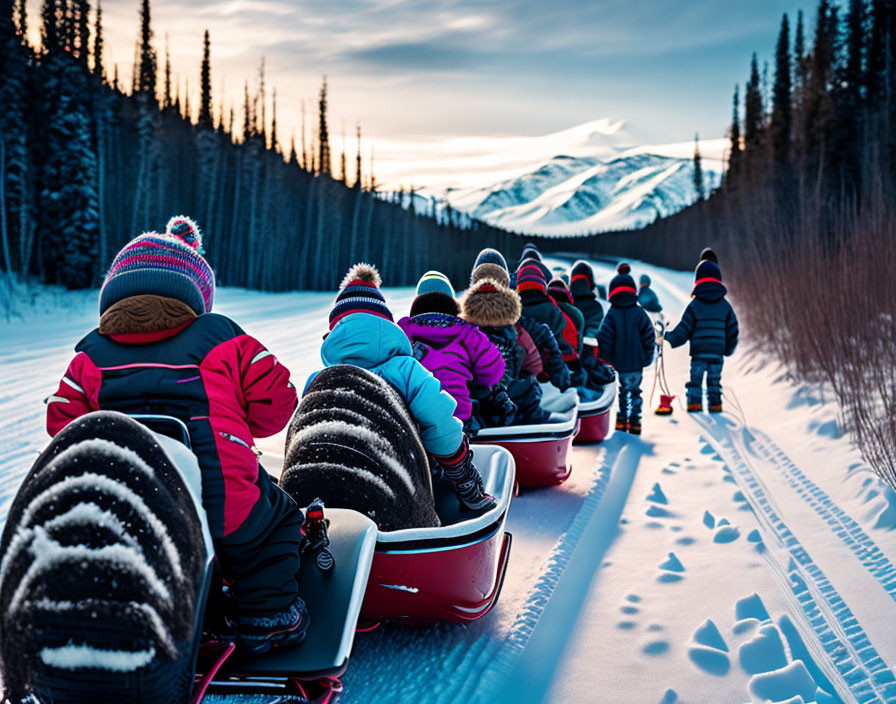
[608, 262, 638, 306]
[99, 219, 215, 316]
[329, 263, 394, 329]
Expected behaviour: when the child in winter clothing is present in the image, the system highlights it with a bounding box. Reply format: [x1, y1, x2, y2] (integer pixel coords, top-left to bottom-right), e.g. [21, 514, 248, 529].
[569, 260, 605, 337]
[46, 217, 307, 654]
[517, 262, 585, 387]
[316, 263, 496, 511]
[596, 263, 656, 435]
[548, 278, 585, 354]
[638, 274, 663, 313]
[664, 259, 739, 413]
[461, 250, 551, 425]
[398, 271, 513, 431]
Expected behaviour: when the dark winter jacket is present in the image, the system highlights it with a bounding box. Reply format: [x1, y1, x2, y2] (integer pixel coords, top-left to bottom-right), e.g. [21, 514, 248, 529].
[519, 290, 579, 364]
[596, 302, 655, 373]
[47, 312, 298, 540]
[638, 276, 663, 313]
[569, 265, 605, 337]
[518, 315, 571, 390]
[665, 293, 739, 363]
[397, 313, 504, 421]
[461, 277, 523, 388]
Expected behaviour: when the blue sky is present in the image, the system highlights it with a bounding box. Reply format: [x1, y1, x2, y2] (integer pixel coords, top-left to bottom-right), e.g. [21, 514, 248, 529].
[30, 0, 805, 186]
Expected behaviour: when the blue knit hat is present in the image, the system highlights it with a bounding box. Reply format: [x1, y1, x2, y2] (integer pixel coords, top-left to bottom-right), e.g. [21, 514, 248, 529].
[99, 217, 215, 316]
[608, 263, 638, 307]
[416, 270, 455, 298]
[330, 263, 393, 329]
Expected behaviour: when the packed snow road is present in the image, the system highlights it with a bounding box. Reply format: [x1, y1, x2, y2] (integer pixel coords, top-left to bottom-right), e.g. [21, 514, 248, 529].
[1, 260, 894, 703]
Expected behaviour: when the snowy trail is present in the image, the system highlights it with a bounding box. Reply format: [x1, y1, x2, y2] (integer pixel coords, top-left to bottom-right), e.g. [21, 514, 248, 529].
[2, 261, 895, 704]
[693, 415, 896, 703]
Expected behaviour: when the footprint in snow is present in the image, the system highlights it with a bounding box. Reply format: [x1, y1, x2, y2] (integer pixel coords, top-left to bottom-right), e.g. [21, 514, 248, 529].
[702, 510, 715, 529]
[620, 605, 640, 615]
[646, 483, 668, 504]
[625, 594, 642, 603]
[735, 593, 771, 622]
[658, 689, 678, 704]
[659, 552, 685, 572]
[739, 623, 788, 674]
[642, 640, 670, 656]
[713, 525, 740, 543]
[617, 620, 637, 631]
[676, 536, 696, 546]
[688, 619, 730, 676]
[646, 505, 673, 518]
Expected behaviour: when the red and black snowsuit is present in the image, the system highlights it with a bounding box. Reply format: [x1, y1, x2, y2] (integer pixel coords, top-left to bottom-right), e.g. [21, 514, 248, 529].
[46, 313, 301, 616]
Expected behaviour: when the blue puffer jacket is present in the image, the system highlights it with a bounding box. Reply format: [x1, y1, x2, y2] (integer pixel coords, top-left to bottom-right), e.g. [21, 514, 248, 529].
[310, 314, 463, 456]
[665, 290, 739, 363]
[596, 302, 655, 373]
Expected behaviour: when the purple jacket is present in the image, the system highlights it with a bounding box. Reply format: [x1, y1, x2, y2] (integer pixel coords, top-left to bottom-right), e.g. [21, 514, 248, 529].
[398, 313, 505, 421]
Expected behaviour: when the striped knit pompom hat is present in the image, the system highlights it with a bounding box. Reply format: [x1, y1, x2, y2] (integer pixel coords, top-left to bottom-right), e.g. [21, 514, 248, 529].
[98, 216, 215, 316]
[410, 270, 459, 317]
[516, 261, 548, 295]
[330, 263, 393, 329]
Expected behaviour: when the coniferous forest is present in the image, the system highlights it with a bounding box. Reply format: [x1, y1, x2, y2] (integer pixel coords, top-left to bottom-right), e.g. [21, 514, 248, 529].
[0, 0, 523, 293]
[562, 0, 896, 488]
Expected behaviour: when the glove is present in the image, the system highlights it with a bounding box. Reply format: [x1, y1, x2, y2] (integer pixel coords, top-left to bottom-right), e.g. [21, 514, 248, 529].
[480, 386, 517, 427]
[434, 437, 497, 512]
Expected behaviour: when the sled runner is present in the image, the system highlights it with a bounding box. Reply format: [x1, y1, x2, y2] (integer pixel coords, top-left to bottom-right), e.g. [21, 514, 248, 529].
[573, 381, 616, 444]
[360, 444, 515, 624]
[472, 395, 579, 487]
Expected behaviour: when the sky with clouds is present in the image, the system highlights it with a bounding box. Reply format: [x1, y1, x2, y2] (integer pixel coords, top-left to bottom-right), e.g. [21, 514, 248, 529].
[27, 0, 804, 188]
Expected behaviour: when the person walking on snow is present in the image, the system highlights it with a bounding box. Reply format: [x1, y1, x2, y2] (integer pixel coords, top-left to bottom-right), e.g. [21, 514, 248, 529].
[596, 263, 655, 435]
[312, 263, 496, 512]
[638, 273, 663, 314]
[664, 258, 739, 412]
[46, 217, 308, 655]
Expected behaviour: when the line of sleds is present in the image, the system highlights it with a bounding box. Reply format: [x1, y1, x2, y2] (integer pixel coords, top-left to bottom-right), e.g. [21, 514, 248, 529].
[2, 369, 614, 704]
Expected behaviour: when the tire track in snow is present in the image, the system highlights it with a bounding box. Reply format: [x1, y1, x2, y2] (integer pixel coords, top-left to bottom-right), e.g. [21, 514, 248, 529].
[461, 437, 644, 704]
[693, 416, 896, 704]
[745, 427, 896, 604]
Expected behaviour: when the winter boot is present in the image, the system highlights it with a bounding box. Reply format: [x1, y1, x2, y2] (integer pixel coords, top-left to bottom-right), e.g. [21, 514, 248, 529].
[687, 402, 703, 413]
[708, 401, 723, 413]
[628, 417, 642, 435]
[436, 437, 497, 512]
[234, 596, 310, 656]
[615, 415, 628, 433]
[655, 394, 674, 416]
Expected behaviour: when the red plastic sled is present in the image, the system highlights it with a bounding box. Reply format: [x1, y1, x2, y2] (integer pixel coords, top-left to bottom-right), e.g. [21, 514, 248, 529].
[472, 396, 579, 487]
[360, 444, 515, 624]
[573, 381, 616, 445]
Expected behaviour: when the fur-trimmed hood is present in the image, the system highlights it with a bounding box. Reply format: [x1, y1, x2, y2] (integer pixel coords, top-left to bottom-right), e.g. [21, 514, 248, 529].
[460, 277, 522, 328]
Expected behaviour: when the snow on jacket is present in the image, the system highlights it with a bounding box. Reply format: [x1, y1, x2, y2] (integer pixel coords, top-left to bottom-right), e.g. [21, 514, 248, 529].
[460, 277, 523, 388]
[313, 313, 463, 457]
[596, 300, 655, 373]
[638, 277, 663, 313]
[46, 313, 298, 539]
[397, 313, 505, 422]
[665, 290, 739, 363]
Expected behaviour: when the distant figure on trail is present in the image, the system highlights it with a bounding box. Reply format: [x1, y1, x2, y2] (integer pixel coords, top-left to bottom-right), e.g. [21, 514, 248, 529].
[638, 273, 663, 314]
[664, 258, 739, 413]
[596, 263, 655, 436]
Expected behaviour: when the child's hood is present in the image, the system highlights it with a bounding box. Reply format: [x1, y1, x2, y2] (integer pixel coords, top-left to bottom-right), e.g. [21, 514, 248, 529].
[322, 314, 412, 368]
[398, 313, 472, 349]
